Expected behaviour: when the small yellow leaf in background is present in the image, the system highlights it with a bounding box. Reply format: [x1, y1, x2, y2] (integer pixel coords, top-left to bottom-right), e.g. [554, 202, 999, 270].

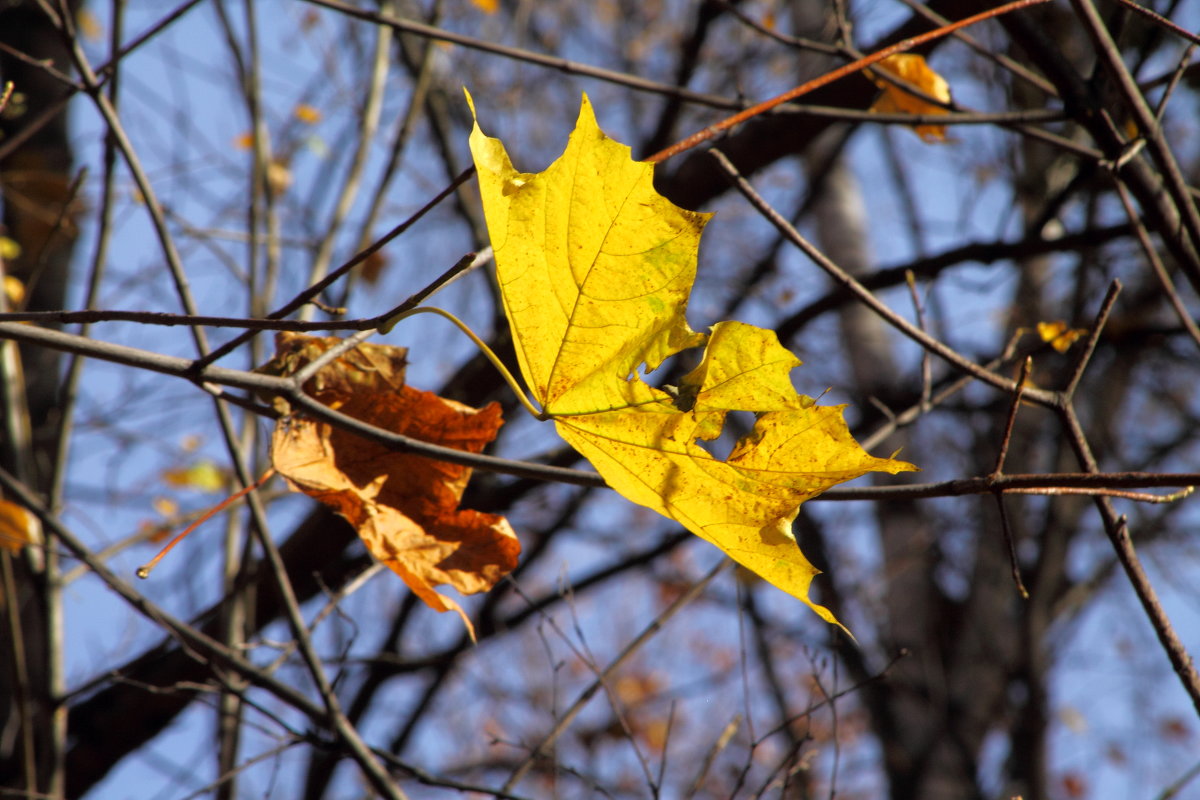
[468, 92, 915, 628]
[162, 461, 226, 492]
[0, 499, 38, 552]
[294, 103, 322, 124]
[471, 0, 499, 13]
[267, 160, 292, 195]
[265, 333, 519, 639]
[869, 54, 952, 142]
[0, 236, 21, 261]
[3, 275, 24, 306]
[152, 496, 179, 517]
[76, 9, 104, 41]
[233, 132, 255, 150]
[1036, 320, 1087, 353]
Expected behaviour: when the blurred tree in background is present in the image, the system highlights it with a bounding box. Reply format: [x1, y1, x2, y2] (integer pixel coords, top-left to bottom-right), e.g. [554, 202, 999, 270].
[2, 1, 1199, 798]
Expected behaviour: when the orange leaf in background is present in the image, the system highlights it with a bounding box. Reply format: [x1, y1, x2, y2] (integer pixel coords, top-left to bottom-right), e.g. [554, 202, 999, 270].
[1036, 320, 1087, 353]
[1060, 772, 1088, 799]
[470, 0, 499, 13]
[139, 519, 174, 545]
[360, 249, 389, 285]
[1158, 715, 1192, 742]
[266, 333, 519, 638]
[76, 8, 104, 41]
[294, 103, 322, 124]
[869, 54, 952, 142]
[0, 499, 38, 552]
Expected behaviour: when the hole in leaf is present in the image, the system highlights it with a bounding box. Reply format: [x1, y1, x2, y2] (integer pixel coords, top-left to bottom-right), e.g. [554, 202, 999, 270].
[693, 410, 757, 462]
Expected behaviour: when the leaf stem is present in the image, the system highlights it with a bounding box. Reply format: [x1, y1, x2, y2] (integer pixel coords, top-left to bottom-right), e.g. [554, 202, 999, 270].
[379, 306, 546, 420]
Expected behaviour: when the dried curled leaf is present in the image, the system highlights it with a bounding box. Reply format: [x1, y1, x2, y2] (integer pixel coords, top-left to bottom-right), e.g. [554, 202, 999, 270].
[258, 331, 408, 401]
[468, 92, 916, 628]
[869, 54, 952, 142]
[266, 333, 519, 638]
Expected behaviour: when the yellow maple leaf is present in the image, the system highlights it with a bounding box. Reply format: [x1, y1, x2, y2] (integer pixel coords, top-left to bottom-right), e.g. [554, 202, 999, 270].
[868, 54, 952, 142]
[468, 92, 916, 627]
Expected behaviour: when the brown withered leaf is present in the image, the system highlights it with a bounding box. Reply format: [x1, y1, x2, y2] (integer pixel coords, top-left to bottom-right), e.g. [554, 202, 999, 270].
[266, 333, 519, 638]
[262, 331, 408, 401]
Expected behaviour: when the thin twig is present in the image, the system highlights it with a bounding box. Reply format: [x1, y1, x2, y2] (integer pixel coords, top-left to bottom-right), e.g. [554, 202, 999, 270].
[192, 166, 477, 370]
[0, 0, 205, 164]
[1069, 0, 1200, 269]
[0, 308, 395, 330]
[1153, 43, 1198, 122]
[906, 271, 932, 413]
[1063, 280, 1121, 400]
[54, 25, 397, 795]
[4, 321, 1200, 502]
[304, 0, 745, 111]
[1056, 403, 1200, 716]
[300, 5, 392, 321]
[501, 560, 730, 793]
[707, 148, 1054, 405]
[1110, 179, 1200, 352]
[892, 0, 1058, 96]
[993, 357, 1033, 476]
[338, 1, 444, 308]
[992, 495, 1030, 599]
[990, 354, 1032, 600]
[1001, 486, 1194, 503]
[683, 714, 740, 799]
[1111, 0, 1200, 47]
[647, 0, 1054, 163]
[0, 466, 339, 727]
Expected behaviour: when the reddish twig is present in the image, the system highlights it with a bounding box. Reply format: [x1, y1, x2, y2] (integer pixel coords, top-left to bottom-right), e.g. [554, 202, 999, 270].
[646, 0, 1054, 164]
[136, 469, 276, 579]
